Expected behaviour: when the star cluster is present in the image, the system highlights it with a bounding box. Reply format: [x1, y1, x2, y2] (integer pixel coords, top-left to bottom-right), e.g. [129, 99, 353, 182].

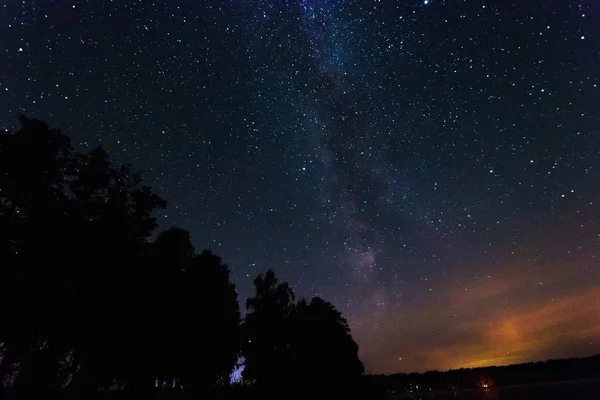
[1, 0, 599, 373]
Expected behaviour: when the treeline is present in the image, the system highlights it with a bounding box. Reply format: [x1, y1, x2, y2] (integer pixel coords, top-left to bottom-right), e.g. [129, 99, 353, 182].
[0, 117, 364, 399]
[367, 355, 600, 394]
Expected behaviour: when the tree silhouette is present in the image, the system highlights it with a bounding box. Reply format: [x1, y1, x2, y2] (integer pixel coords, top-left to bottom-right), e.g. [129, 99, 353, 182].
[291, 297, 364, 384]
[0, 117, 240, 397]
[242, 269, 296, 385]
[242, 269, 363, 393]
[148, 231, 241, 390]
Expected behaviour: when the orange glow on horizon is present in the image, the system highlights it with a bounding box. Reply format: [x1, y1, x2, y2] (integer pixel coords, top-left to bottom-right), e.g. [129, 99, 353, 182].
[352, 271, 600, 374]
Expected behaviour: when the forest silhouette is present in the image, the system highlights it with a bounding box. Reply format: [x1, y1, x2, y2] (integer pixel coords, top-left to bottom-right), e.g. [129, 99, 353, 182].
[0, 117, 364, 399]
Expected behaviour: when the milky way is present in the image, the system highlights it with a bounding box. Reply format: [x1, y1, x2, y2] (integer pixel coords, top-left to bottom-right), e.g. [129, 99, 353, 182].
[1, 0, 599, 373]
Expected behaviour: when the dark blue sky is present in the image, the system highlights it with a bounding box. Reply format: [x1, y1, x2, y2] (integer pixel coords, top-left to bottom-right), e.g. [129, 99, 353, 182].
[2, 0, 599, 373]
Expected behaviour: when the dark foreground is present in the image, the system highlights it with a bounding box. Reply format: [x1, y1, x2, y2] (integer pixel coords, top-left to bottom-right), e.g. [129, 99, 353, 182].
[394, 379, 600, 400]
[10, 379, 600, 400]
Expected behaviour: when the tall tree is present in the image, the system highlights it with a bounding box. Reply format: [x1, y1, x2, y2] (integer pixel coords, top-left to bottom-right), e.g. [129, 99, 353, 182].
[1, 117, 90, 396]
[176, 249, 241, 388]
[242, 269, 295, 385]
[149, 231, 241, 389]
[0, 117, 167, 396]
[242, 270, 364, 391]
[291, 297, 364, 383]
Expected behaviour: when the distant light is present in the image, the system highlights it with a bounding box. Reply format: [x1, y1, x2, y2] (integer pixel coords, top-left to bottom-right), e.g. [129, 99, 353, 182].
[581, 35, 585, 40]
[230, 356, 245, 384]
[424, 0, 429, 4]
[18, 47, 23, 52]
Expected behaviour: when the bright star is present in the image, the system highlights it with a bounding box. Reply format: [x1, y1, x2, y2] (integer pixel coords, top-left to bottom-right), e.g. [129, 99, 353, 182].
[424, 0, 429, 4]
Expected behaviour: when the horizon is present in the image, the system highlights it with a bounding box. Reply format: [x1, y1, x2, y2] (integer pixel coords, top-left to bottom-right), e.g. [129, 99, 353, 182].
[2, 0, 599, 374]
[369, 353, 600, 376]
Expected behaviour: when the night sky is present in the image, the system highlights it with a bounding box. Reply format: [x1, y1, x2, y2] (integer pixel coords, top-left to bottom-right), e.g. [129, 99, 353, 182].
[2, 0, 599, 374]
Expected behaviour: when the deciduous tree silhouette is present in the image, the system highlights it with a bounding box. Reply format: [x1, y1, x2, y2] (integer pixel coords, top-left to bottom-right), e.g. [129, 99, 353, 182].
[242, 269, 296, 386]
[290, 297, 364, 384]
[149, 230, 241, 390]
[242, 269, 363, 393]
[0, 117, 240, 397]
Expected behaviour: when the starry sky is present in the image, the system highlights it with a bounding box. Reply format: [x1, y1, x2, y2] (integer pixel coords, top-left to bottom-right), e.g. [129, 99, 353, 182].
[2, 0, 600, 374]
